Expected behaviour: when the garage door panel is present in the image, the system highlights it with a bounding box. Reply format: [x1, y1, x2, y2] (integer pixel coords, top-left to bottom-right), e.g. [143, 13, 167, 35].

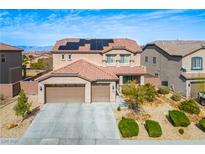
[92, 83, 110, 102]
[46, 85, 85, 103]
[191, 82, 205, 98]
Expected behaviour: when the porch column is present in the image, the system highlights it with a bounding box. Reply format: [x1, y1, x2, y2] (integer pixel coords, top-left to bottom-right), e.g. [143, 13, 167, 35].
[186, 80, 191, 98]
[85, 82, 91, 103]
[140, 75, 145, 85]
[119, 76, 123, 91]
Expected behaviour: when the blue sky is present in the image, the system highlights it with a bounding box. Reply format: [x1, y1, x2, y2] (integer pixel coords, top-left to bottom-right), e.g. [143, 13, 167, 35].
[0, 9, 205, 46]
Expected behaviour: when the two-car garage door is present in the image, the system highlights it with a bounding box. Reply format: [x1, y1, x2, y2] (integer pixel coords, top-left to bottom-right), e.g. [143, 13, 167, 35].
[45, 83, 111, 103]
[46, 84, 85, 103]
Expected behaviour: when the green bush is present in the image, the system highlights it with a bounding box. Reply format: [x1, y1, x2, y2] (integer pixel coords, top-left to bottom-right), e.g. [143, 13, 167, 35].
[169, 110, 191, 127]
[179, 99, 200, 114]
[198, 118, 205, 131]
[158, 86, 170, 95]
[118, 117, 139, 137]
[143, 83, 157, 102]
[145, 120, 162, 137]
[171, 92, 181, 101]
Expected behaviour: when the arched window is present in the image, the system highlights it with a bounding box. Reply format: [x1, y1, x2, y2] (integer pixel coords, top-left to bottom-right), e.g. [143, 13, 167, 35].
[191, 57, 203, 70]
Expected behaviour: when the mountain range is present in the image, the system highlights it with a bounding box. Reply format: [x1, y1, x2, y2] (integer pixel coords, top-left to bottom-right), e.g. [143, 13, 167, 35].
[17, 46, 52, 52]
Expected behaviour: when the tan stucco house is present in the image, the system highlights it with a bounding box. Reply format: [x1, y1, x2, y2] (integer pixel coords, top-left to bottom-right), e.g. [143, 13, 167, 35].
[37, 38, 158, 104]
[141, 40, 205, 98]
[0, 43, 23, 97]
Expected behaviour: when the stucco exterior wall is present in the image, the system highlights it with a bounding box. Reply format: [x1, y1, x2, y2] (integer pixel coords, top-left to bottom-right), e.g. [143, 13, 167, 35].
[20, 81, 38, 95]
[182, 48, 205, 73]
[0, 51, 22, 83]
[52, 49, 141, 70]
[53, 53, 103, 70]
[141, 46, 186, 95]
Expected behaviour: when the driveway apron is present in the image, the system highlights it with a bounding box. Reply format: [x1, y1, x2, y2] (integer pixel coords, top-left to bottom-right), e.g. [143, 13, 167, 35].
[18, 103, 120, 144]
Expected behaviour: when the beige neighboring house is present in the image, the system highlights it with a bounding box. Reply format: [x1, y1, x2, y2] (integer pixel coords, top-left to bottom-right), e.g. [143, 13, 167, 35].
[141, 40, 205, 98]
[0, 43, 23, 97]
[37, 38, 159, 105]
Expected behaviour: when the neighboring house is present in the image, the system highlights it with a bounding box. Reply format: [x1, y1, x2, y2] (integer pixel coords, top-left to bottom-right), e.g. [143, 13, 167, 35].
[37, 38, 158, 104]
[0, 43, 23, 97]
[141, 40, 205, 98]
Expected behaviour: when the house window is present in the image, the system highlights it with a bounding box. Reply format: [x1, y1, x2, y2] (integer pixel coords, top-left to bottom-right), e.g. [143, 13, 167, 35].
[61, 54, 65, 60]
[120, 55, 130, 64]
[155, 73, 159, 77]
[162, 81, 168, 86]
[68, 55, 72, 60]
[153, 57, 157, 64]
[1, 54, 5, 63]
[106, 55, 116, 64]
[191, 57, 203, 70]
[145, 56, 148, 62]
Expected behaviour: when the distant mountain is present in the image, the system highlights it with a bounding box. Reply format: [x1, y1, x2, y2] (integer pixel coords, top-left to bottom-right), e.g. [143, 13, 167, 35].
[17, 46, 52, 52]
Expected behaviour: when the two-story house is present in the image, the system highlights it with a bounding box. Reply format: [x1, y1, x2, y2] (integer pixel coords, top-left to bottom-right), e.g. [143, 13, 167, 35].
[37, 38, 158, 104]
[0, 43, 23, 97]
[141, 40, 205, 98]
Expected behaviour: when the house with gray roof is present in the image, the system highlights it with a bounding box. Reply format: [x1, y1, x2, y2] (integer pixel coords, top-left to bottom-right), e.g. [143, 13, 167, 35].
[141, 40, 205, 98]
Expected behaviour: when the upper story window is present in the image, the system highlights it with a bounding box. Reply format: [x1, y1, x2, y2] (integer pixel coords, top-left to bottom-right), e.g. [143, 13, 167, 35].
[191, 57, 203, 70]
[68, 55, 72, 60]
[153, 57, 157, 64]
[145, 56, 148, 62]
[120, 55, 130, 64]
[106, 55, 116, 64]
[61, 54, 65, 60]
[1, 54, 6, 63]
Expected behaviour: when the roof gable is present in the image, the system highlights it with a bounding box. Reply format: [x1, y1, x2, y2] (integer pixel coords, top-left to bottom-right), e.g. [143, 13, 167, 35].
[145, 40, 205, 57]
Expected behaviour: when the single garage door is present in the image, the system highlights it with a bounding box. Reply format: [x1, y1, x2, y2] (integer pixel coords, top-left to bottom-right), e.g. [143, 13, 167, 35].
[191, 82, 205, 98]
[46, 84, 85, 103]
[92, 83, 110, 102]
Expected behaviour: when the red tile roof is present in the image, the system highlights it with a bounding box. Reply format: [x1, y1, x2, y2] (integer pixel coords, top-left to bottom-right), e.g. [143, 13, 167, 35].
[37, 60, 146, 82]
[103, 66, 146, 75]
[52, 38, 142, 53]
[0, 43, 23, 52]
[52, 59, 118, 81]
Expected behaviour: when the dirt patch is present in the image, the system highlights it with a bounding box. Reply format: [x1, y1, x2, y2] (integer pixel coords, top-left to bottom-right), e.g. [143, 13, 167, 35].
[0, 95, 39, 138]
[114, 96, 205, 140]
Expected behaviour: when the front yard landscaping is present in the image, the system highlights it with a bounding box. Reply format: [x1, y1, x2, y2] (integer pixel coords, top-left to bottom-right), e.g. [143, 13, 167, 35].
[114, 82, 205, 140]
[0, 94, 39, 138]
[168, 110, 190, 127]
[145, 120, 162, 137]
[118, 117, 139, 137]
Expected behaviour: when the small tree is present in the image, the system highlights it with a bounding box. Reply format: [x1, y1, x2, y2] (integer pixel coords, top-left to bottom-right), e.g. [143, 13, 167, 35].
[143, 83, 157, 102]
[121, 80, 146, 111]
[14, 90, 31, 121]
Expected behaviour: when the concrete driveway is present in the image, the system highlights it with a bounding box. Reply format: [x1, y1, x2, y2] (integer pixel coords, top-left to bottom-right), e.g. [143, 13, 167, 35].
[18, 103, 120, 144]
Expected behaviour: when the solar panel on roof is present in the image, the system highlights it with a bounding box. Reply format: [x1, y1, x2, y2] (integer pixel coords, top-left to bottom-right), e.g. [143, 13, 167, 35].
[58, 39, 114, 51]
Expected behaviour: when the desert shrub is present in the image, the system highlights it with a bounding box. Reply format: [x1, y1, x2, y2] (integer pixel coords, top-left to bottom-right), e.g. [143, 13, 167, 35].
[179, 99, 200, 114]
[145, 120, 162, 137]
[143, 83, 157, 102]
[117, 106, 121, 111]
[158, 86, 170, 95]
[169, 110, 191, 127]
[198, 118, 205, 132]
[178, 128, 184, 135]
[118, 117, 139, 137]
[14, 90, 31, 121]
[122, 80, 146, 111]
[171, 92, 181, 101]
